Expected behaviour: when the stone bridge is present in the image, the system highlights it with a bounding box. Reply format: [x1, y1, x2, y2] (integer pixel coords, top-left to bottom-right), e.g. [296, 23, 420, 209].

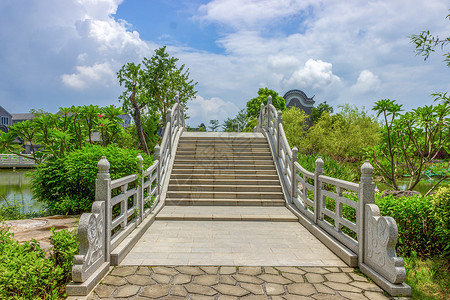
[66, 97, 411, 299]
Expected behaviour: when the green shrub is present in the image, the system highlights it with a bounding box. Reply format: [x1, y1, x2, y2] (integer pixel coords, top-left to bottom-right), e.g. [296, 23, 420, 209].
[32, 144, 153, 215]
[307, 105, 380, 160]
[297, 154, 360, 182]
[430, 186, 450, 257]
[50, 228, 80, 284]
[376, 193, 438, 257]
[0, 226, 78, 299]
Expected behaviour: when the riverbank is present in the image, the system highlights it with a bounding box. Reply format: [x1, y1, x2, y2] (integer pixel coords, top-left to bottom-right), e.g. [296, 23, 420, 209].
[2, 215, 78, 251]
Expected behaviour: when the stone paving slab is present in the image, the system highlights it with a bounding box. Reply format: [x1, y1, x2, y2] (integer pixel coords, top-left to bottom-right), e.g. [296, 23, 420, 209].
[121, 221, 346, 266]
[86, 265, 393, 299]
[156, 207, 297, 222]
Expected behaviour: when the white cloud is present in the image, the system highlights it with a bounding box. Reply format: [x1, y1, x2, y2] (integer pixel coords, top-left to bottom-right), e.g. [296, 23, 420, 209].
[61, 62, 116, 89]
[186, 95, 239, 126]
[285, 59, 341, 90]
[351, 70, 381, 94]
[197, 0, 311, 29]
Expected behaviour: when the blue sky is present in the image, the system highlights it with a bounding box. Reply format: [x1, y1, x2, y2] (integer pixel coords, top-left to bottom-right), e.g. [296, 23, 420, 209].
[0, 0, 449, 127]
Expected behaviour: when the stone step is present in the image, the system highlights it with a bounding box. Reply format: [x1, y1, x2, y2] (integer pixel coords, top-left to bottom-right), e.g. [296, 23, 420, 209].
[172, 164, 276, 170]
[175, 150, 272, 156]
[166, 191, 284, 199]
[155, 206, 298, 222]
[170, 174, 280, 180]
[179, 137, 266, 142]
[174, 154, 273, 160]
[174, 157, 275, 167]
[171, 169, 278, 175]
[169, 178, 280, 186]
[165, 198, 285, 206]
[179, 139, 268, 144]
[168, 184, 282, 192]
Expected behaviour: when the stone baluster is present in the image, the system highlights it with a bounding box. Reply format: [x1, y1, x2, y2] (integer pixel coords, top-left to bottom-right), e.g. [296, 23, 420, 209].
[267, 96, 273, 130]
[154, 145, 161, 195]
[277, 110, 282, 158]
[136, 154, 144, 224]
[260, 103, 265, 130]
[166, 109, 172, 153]
[358, 160, 375, 265]
[291, 147, 298, 203]
[314, 157, 324, 224]
[175, 94, 180, 126]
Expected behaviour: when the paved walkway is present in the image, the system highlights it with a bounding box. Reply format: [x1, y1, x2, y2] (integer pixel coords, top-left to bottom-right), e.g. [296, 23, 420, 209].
[88, 265, 391, 299]
[121, 221, 345, 266]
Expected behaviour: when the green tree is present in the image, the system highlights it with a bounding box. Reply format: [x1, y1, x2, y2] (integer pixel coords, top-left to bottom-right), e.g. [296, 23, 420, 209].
[117, 46, 197, 155]
[410, 11, 450, 67]
[368, 99, 449, 191]
[282, 107, 310, 153]
[208, 119, 220, 132]
[307, 104, 380, 160]
[223, 109, 249, 132]
[0, 105, 125, 162]
[310, 101, 333, 124]
[246, 88, 286, 118]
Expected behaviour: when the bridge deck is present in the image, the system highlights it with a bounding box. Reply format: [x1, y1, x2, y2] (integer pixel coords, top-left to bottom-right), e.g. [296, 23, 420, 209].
[121, 218, 345, 266]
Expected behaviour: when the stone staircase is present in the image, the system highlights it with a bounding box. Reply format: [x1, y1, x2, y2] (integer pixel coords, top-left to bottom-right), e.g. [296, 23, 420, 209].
[156, 132, 297, 221]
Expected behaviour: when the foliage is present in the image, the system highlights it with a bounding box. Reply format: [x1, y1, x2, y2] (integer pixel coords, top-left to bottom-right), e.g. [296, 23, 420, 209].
[32, 144, 152, 215]
[368, 99, 449, 190]
[429, 186, 450, 256]
[242, 117, 257, 132]
[282, 107, 310, 153]
[404, 255, 450, 299]
[310, 101, 333, 124]
[297, 154, 360, 182]
[376, 193, 437, 257]
[0, 105, 125, 163]
[223, 109, 250, 132]
[246, 88, 286, 119]
[0, 226, 78, 299]
[208, 119, 220, 132]
[410, 10, 450, 67]
[117, 46, 197, 154]
[307, 104, 381, 159]
[49, 228, 79, 285]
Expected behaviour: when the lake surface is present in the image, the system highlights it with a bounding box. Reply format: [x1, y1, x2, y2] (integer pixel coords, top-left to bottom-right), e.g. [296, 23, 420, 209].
[376, 177, 449, 195]
[0, 169, 42, 214]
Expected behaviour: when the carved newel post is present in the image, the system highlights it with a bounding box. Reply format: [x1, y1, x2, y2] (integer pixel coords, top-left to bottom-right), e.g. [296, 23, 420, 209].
[358, 160, 375, 266]
[314, 157, 324, 224]
[137, 154, 144, 224]
[359, 161, 406, 286]
[71, 156, 111, 283]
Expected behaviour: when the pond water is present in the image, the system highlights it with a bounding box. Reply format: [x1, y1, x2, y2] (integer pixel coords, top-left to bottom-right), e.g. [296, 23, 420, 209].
[0, 169, 43, 214]
[376, 177, 449, 195]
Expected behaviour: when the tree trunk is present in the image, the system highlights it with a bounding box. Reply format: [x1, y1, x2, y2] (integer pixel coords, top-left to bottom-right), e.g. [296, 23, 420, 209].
[129, 86, 150, 156]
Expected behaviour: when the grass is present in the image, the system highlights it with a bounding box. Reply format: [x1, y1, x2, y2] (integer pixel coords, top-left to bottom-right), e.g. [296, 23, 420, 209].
[405, 255, 450, 299]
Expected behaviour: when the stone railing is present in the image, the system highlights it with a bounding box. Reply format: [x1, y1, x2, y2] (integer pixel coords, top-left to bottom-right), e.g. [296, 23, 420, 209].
[0, 154, 35, 168]
[67, 98, 185, 296]
[255, 97, 411, 296]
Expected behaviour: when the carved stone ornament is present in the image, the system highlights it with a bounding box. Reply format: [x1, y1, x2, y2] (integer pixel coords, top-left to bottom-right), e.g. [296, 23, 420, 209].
[72, 201, 106, 282]
[365, 204, 406, 284]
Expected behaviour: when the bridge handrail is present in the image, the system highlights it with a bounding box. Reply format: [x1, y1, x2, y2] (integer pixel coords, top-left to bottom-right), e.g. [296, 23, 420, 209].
[255, 96, 410, 295]
[0, 154, 35, 165]
[68, 96, 185, 295]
